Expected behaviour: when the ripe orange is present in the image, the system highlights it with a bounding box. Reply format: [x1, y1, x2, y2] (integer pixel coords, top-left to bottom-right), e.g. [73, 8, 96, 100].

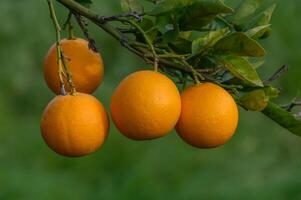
[40, 93, 109, 157]
[110, 70, 181, 140]
[44, 38, 104, 94]
[176, 83, 239, 148]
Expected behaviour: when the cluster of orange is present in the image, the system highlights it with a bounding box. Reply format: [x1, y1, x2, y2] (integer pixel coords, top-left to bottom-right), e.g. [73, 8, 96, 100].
[41, 38, 239, 157]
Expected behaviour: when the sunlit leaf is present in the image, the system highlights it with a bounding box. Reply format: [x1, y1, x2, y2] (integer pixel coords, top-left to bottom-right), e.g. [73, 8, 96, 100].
[220, 55, 263, 87]
[245, 24, 271, 39]
[214, 32, 266, 57]
[246, 4, 276, 30]
[230, 0, 263, 25]
[191, 28, 229, 55]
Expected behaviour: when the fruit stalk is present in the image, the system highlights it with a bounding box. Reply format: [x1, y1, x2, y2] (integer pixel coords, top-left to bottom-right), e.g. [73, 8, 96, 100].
[47, 0, 77, 95]
[63, 11, 75, 40]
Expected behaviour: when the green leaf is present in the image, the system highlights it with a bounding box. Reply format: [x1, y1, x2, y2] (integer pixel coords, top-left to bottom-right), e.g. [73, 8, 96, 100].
[163, 29, 180, 43]
[149, 0, 233, 30]
[168, 37, 192, 54]
[191, 28, 229, 56]
[179, 0, 234, 31]
[240, 89, 268, 111]
[120, 0, 144, 13]
[240, 86, 279, 111]
[155, 15, 171, 33]
[245, 24, 271, 39]
[263, 86, 280, 98]
[246, 4, 276, 30]
[214, 32, 266, 57]
[252, 59, 265, 69]
[149, 0, 195, 15]
[219, 55, 263, 87]
[136, 18, 158, 43]
[231, 0, 263, 25]
[75, 0, 93, 7]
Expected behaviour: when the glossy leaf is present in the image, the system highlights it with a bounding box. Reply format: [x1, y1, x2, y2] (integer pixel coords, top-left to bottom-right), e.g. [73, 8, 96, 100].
[247, 4, 276, 29]
[245, 24, 271, 39]
[231, 0, 263, 25]
[191, 28, 229, 55]
[220, 55, 263, 87]
[214, 32, 266, 57]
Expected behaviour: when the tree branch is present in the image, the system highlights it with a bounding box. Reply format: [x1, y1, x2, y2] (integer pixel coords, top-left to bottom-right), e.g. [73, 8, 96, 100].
[56, 0, 195, 74]
[55, 0, 301, 136]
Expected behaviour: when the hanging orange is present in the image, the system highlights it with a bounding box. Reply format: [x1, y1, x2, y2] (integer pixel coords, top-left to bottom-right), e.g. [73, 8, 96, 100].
[40, 93, 109, 157]
[44, 38, 104, 94]
[176, 83, 239, 148]
[110, 70, 181, 140]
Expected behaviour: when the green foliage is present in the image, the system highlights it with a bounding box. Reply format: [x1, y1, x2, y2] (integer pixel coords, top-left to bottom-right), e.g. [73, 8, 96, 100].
[126, 0, 273, 89]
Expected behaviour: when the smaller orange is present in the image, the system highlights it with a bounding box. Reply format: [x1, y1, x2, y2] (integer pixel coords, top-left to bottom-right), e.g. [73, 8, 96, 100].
[40, 93, 109, 157]
[44, 38, 104, 94]
[176, 83, 239, 148]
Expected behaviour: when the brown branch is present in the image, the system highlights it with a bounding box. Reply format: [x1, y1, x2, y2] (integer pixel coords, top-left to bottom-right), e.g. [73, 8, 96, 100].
[264, 65, 288, 85]
[73, 12, 98, 52]
[282, 100, 301, 112]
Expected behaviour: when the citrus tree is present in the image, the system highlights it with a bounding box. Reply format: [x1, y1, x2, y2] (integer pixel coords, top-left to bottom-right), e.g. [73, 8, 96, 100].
[41, 0, 301, 157]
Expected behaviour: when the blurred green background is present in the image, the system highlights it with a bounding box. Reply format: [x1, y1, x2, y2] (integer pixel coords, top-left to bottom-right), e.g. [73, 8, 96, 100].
[0, 0, 301, 199]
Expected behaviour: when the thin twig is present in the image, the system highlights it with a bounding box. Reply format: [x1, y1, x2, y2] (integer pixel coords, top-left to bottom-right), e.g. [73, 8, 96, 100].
[282, 100, 301, 112]
[47, 0, 76, 95]
[63, 11, 75, 39]
[73, 12, 98, 52]
[99, 12, 142, 23]
[121, 18, 159, 71]
[264, 65, 289, 85]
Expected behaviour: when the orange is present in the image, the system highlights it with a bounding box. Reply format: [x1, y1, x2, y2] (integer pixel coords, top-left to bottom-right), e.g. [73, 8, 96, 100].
[176, 83, 238, 148]
[44, 38, 104, 94]
[110, 70, 181, 140]
[40, 93, 109, 157]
